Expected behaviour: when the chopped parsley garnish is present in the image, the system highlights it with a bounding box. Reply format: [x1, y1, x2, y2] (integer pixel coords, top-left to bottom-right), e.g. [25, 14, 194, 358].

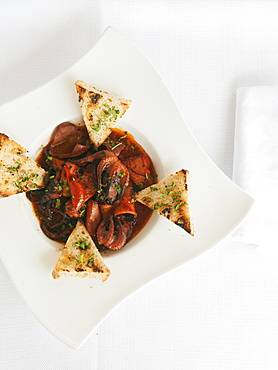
[91, 104, 120, 133]
[55, 198, 61, 208]
[111, 142, 122, 150]
[153, 203, 161, 211]
[74, 240, 89, 250]
[91, 123, 101, 132]
[102, 105, 120, 121]
[87, 254, 94, 264]
[79, 209, 85, 216]
[7, 161, 22, 171]
[54, 184, 62, 191]
[174, 201, 187, 211]
[115, 183, 122, 194]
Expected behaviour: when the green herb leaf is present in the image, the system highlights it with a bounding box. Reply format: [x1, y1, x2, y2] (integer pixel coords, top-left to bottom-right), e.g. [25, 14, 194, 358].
[115, 183, 122, 194]
[55, 198, 61, 208]
[174, 201, 187, 211]
[74, 240, 89, 250]
[91, 125, 101, 132]
[111, 142, 122, 150]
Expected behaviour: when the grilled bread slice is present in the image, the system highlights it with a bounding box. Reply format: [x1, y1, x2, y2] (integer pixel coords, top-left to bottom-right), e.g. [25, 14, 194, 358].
[75, 80, 132, 147]
[52, 221, 111, 281]
[135, 170, 194, 235]
[0, 133, 46, 197]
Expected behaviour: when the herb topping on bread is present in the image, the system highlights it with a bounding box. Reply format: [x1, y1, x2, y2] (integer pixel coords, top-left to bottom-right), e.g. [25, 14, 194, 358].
[135, 169, 194, 235]
[0, 133, 46, 197]
[52, 221, 111, 281]
[75, 80, 132, 148]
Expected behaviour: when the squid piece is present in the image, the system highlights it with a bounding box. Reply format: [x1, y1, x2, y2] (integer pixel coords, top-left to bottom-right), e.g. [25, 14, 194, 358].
[114, 185, 137, 217]
[48, 122, 90, 158]
[73, 149, 117, 166]
[97, 158, 130, 205]
[96, 214, 135, 251]
[85, 200, 102, 237]
[49, 122, 90, 158]
[122, 155, 151, 185]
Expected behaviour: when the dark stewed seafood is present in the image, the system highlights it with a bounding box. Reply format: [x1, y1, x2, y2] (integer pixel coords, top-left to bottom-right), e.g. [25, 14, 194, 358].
[27, 122, 157, 251]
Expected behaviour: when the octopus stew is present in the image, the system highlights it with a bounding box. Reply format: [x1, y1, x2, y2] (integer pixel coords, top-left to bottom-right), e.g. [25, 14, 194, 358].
[27, 122, 157, 251]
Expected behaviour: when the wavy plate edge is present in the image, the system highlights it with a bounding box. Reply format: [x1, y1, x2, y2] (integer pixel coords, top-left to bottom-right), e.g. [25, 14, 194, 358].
[0, 27, 254, 349]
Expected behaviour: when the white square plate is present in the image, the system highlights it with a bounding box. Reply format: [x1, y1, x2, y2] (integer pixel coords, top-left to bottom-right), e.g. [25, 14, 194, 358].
[0, 27, 253, 349]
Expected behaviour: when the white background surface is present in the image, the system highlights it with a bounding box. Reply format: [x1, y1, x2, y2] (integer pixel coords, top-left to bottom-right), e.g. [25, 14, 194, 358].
[1, 1, 278, 369]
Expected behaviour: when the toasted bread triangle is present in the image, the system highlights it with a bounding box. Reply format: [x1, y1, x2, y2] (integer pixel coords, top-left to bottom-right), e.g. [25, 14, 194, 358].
[0, 133, 46, 197]
[135, 170, 194, 235]
[75, 80, 132, 148]
[52, 221, 111, 281]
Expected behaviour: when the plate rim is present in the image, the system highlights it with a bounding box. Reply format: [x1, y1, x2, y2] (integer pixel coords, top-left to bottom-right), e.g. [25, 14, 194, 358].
[0, 26, 254, 349]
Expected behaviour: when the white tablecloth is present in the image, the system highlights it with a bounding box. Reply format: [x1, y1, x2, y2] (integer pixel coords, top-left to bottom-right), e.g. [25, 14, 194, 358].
[1, 1, 278, 369]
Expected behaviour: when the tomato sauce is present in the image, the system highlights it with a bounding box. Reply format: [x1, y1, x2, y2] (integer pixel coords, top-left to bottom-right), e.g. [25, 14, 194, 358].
[27, 122, 157, 251]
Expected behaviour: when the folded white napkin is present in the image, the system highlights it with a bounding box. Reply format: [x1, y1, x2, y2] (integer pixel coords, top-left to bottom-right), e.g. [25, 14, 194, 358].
[232, 86, 278, 252]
